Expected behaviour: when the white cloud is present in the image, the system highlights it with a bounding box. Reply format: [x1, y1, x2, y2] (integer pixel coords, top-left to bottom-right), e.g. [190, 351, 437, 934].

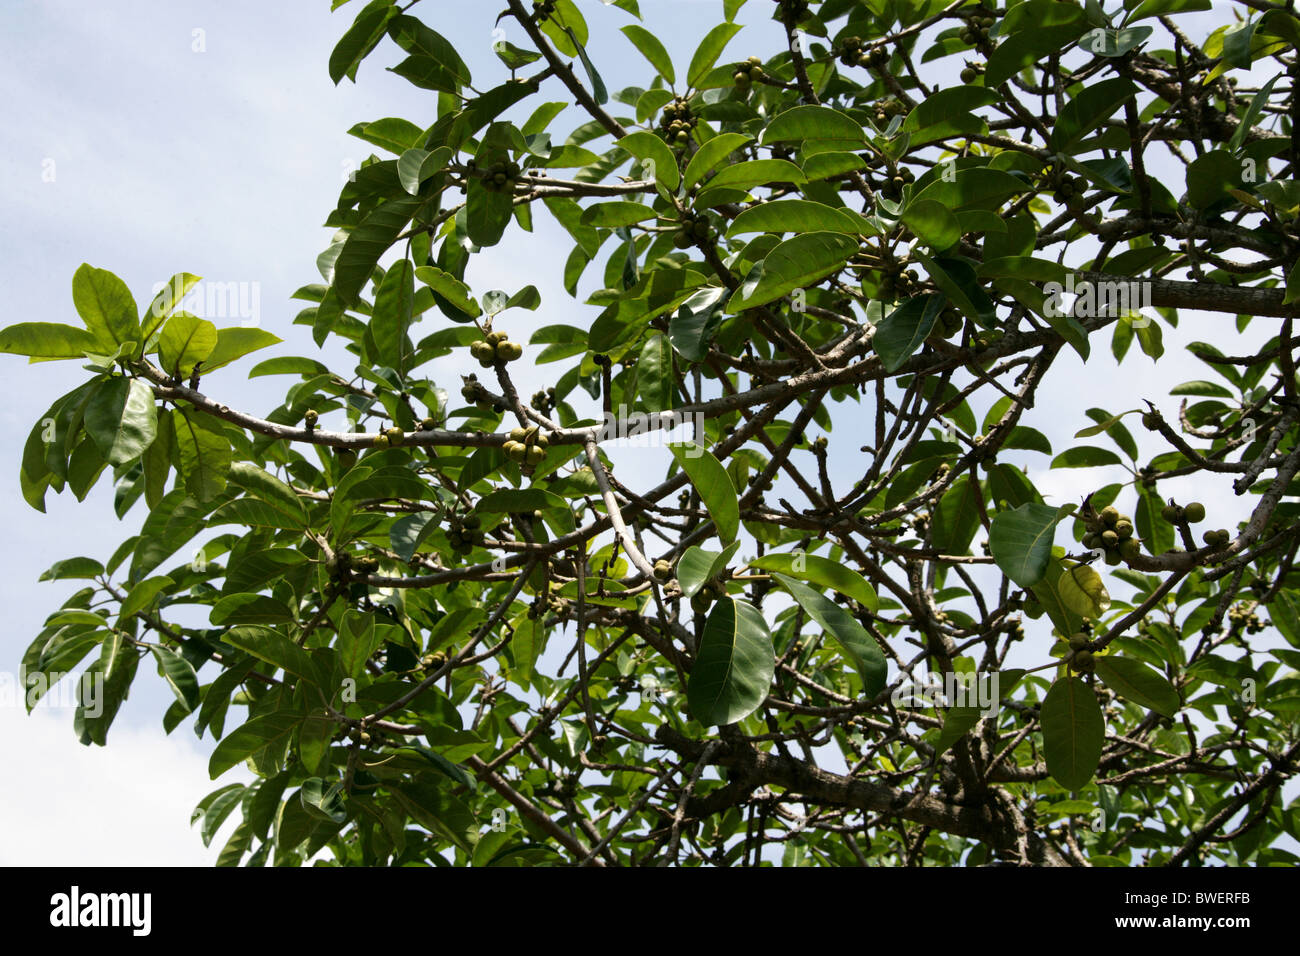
[0, 701, 243, 865]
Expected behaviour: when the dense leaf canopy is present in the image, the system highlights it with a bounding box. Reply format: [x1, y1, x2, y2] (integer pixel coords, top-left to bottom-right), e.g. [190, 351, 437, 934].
[6, 0, 1300, 866]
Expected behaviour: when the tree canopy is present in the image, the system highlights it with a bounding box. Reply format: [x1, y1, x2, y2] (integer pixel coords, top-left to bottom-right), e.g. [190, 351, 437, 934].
[5, 0, 1300, 866]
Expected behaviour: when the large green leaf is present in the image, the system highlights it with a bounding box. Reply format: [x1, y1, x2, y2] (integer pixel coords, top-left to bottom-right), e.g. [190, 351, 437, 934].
[0, 322, 101, 360]
[621, 24, 675, 84]
[334, 195, 425, 305]
[1094, 656, 1179, 717]
[370, 258, 414, 373]
[774, 574, 886, 696]
[749, 553, 878, 612]
[203, 328, 282, 372]
[157, 313, 217, 378]
[761, 105, 867, 148]
[615, 131, 680, 192]
[1041, 677, 1105, 791]
[1056, 563, 1111, 619]
[669, 442, 739, 544]
[726, 232, 858, 312]
[687, 22, 742, 88]
[152, 645, 200, 711]
[72, 263, 140, 354]
[727, 200, 860, 236]
[329, 0, 398, 84]
[874, 294, 945, 372]
[84, 377, 158, 466]
[172, 407, 231, 501]
[208, 712, 305, 778]
[988, 502, 1069, 589]
[687, 597, 774, 727]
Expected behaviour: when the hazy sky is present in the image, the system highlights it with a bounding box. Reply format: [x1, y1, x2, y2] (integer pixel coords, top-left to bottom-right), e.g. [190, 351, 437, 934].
[0, 0, 1279, 864]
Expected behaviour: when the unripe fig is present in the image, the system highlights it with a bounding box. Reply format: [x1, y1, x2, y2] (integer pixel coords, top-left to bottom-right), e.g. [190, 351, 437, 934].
[1184, 502, 1206, 523]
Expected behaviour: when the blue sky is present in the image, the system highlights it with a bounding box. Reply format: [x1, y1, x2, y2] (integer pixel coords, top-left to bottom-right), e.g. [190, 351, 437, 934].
[0, 0, 1283, 864]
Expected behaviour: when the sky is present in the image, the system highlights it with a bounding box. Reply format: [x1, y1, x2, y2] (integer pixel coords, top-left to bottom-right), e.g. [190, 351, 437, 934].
[0, 0, 1286, 865]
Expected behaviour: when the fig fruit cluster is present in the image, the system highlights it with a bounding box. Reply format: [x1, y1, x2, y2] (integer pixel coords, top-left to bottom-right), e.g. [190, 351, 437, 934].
[879, 166, 915, 200]
[673, 210, 712, 248]
[733, 55, 765, 89]
[470, 330, 523, 367]
[960, 12, 995, 45]
[481, 159, 522, 193]
[447, 514, 484, 557]
[504, 425, 548, 466]
[1227, 601, 1264, 634]
[1067, 632, 1096, 673]
[1082, 504, 1141, 564]
[659, 98, 696, 146]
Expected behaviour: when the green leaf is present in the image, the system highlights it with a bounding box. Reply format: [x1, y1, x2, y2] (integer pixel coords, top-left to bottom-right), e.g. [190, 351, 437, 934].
[1050, 78, 1136, 154]
[683, 133, 752, 190]
[669, 442, 739, 544]
[1125, 0, 1211, 23]
[338, 610, 383, 681]
[209, 713, 304, 778]
[141, 273, 202, 343]
[416, 265, 482, 319]
[687, 597, 774, 727]
[749, 553, 877, 612]
[1051, 446, 1123, 469]
[386, 15, 471, 89]
[636, 333, 674, 412]
[687, 22, 742, 88]
[152, 645, 200, 711]
[581, 201, 659, 227]
[371, 259, 414, 374]
[761, 105, 867, 148]
[72, 263, 140, 354]
[726, 200, 860, 236]
[39, 557, 105, 581]
[397, 145, 451, 195]
[0, 322, 100, 360]
[1041, 677, 1105, 791]
[84, 377, 158, 467]
[224, 625, 318, 683]
[172, 407, 231, 501]
[702, 159, 806, 192]
[300, 778, 348, 823]
[119, 575, 174, 621]
[203, 328, 283, 372]
[676, 542, 741, 598]
[902, 200, 961, 252]
[1094, 656, 1179, 717]
[616, 131, 681, 192]
[621, 24, 674, 84]
[329, 0, 397, 84]
[774, 574, 886, 696]
[986, 22, 1087, 88]
[874, 294, 945, 372]
[726, 232, 858, 312]
[1056, 564, 1111, 619]
[1079, 25, 1153, 56]
[157, 313, 217, 378]
[989, 502, 1069, 589]
[565, 27, 607, 105]
[334, 195, 425, 306]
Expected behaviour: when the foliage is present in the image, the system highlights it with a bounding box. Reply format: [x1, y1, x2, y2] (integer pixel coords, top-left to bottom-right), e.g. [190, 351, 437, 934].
[6, 0, 1300, 866]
